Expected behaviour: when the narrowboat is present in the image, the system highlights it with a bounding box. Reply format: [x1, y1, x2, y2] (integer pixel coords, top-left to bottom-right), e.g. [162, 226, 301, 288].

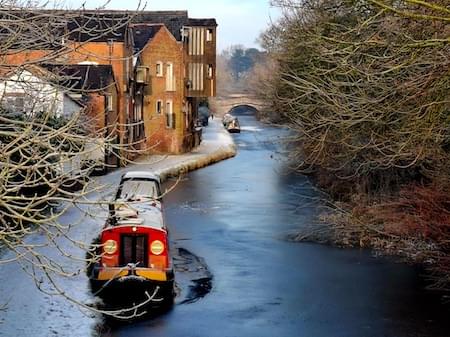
[222, 113, 241, 133]
[88, 172, 174, 306]
[222, 113, 234, 127]
[226, 117, 241, 133]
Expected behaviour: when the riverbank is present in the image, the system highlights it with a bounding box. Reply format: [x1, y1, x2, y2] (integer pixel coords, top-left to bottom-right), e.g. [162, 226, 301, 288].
[285, 169, 450, 293]
[132, 118, 236, 182]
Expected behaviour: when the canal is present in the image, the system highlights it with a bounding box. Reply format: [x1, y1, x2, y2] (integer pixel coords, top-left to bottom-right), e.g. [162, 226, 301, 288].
[0, 108, 449, 337]
[101, 109, 450, 337]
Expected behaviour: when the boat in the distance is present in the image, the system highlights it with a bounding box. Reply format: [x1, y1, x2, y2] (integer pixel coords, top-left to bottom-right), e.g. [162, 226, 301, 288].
[222, 114, 241, 133]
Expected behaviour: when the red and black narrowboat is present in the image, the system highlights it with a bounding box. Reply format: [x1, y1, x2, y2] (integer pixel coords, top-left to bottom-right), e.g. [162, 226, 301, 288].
[88, 172, 174, 306]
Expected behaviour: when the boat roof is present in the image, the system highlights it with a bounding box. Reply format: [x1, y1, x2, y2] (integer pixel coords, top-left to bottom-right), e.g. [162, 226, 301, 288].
[112, 200, 165, 230]
[121, 171, 161, 183]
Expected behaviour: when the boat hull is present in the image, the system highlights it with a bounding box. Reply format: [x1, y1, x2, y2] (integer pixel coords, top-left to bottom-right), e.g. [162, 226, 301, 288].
[89, 265, 175, 306]
[227, 128, 240, 133]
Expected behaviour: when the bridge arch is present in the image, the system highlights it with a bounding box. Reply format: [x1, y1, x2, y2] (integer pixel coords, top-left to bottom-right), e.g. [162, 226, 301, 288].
[210, 94, 266, 117]
[228, 104, 259, 116]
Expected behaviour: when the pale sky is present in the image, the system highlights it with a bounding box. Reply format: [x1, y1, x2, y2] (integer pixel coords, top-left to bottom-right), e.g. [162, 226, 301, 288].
[62, 0, 281, 51]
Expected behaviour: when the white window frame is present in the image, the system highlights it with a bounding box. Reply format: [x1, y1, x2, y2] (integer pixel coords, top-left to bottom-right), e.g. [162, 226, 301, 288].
[106, 94, 113, 112]
[184, 101, 189, 130]
[207, 64, 213, 79]
[166, 62, 175, 91]
[206, 29, 213, 42]
[156, 61, 163, 77]
[156, 100, 163, 114]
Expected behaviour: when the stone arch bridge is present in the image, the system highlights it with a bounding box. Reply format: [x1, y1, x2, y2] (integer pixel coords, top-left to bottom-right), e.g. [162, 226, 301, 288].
[209, 94, 266, 117]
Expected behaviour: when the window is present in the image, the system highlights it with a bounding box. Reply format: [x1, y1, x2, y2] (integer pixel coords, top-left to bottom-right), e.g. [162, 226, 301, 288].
[182, 27, 190, 43]
[106, 95, 113, 111]
[183, 101, 189, 130]
[156, 61, 163, 77]
[188, 63, 204, 91]
[166, 63, 175, 91]
[119, 180, 159, 200]
[165, 100, 175, 129]
[188, 27, 205, 56]
[156, 100, 163, 114]
[207, 64, 213, 79]
[133, 97, 143, 139]
[206, 29, 213, 42]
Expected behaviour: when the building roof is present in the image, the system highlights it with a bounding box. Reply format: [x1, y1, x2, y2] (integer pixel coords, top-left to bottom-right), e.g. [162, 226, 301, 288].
[130, 24, 164, 51]
[188, 18, 218, 27]
[0, 65, 85, 108]
[42, 64, 116, 92]
[67, 11, 189, 42]
[0, 10, 67, 50]
[132, 11, 189, 41]
[67, 13, 130, 43]
[2, 10, 216, 44]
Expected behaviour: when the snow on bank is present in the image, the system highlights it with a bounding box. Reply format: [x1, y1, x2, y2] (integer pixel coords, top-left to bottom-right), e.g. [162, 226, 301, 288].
[135, 119, 237, 183]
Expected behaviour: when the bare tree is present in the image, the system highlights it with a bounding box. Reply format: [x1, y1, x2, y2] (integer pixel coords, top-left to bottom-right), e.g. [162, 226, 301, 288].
[0, 0, 163, 318]
[260, 0, 450, 289]
[216, 53, 235, 95]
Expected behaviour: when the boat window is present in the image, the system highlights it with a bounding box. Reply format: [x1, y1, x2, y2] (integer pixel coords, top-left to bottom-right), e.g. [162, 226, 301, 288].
[119, 180, 159, 200]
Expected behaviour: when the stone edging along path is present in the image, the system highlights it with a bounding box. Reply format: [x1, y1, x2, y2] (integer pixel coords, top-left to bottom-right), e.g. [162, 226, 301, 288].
[135, 118, 237, 183]
[156, 144, 237, 182]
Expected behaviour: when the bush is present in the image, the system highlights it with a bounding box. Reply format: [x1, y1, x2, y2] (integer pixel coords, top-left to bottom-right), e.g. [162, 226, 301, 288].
[259, 0, 450, 289]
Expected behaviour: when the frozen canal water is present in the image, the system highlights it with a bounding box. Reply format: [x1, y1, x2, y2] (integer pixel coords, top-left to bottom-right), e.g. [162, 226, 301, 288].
[1, 108, 450, 337]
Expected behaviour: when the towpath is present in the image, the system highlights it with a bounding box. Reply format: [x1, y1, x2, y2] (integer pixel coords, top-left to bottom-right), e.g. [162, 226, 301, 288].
[133, 118, 236, 182]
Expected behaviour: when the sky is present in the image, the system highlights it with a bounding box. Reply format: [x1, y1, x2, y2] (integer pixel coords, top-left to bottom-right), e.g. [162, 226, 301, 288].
[62, 0, 281, 51]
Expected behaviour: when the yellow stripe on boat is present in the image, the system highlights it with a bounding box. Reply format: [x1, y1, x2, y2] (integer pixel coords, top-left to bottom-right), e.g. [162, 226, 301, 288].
[136, 269, 167, 281]
[97, 268, 167, 281]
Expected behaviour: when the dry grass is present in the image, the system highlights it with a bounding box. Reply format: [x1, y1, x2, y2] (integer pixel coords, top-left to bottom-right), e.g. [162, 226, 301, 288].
[308, 182, 450, 290]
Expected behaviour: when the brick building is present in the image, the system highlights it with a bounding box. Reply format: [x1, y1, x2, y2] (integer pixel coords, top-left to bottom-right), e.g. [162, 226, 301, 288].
[3, 10, 218, 159]
[129, 24, 184, 153]
[64, 11, 218, 155]
[126, 16, 218, 153]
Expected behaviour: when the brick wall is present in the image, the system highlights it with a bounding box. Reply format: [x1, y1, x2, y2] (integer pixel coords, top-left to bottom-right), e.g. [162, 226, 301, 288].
[3, 50, 50, 66]
[66, 41, 129, 157]
[139, 27, 187, 154]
